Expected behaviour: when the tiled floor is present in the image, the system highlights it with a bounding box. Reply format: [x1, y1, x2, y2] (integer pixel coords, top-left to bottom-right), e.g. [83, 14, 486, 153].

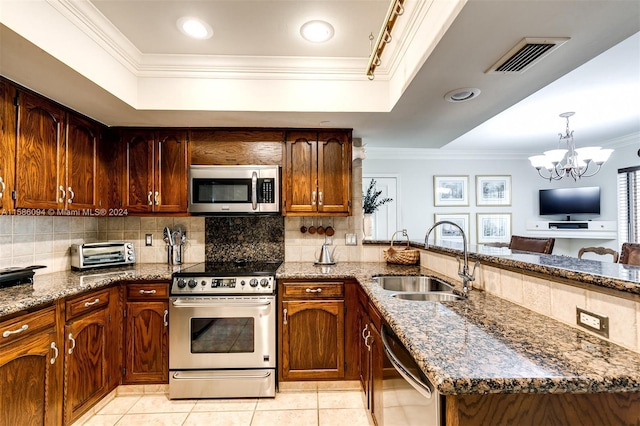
[77, 382, 373, 426]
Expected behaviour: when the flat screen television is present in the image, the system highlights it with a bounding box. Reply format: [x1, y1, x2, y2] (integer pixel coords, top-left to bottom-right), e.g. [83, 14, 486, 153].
[539, 187, 600, 217]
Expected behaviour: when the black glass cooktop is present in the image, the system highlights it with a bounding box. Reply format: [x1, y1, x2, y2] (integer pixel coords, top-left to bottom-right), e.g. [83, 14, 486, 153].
[175, 260, 283, 277]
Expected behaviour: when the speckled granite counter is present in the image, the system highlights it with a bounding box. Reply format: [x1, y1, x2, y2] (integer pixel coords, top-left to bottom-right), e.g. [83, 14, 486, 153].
[364, 239, 640, 295]
[276, 262, 640, 396]
[0, 263, 187, 318]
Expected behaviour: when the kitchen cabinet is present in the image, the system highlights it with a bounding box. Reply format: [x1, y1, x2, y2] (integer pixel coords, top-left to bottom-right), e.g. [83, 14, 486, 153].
[0, 306, 62, 426]
[283, 130, 352, 216]
[0, 80, 16, 211]
[278, 280, 345, 380]
[120, 128, 188, 213]
[356, 285, 384, 425]
[123, 282, 169, 384]
[63, 287, 119, 424]
[15, 91, 101, 211]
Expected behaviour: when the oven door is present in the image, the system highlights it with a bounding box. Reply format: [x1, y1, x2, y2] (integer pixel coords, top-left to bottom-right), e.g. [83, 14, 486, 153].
[169, 295, 276, 370]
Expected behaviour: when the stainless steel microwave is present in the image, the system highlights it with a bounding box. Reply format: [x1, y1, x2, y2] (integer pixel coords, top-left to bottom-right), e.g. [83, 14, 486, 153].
[189, 165, 280, 214]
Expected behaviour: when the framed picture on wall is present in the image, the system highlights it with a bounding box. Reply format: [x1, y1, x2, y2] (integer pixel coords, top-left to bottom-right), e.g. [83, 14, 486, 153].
[476, 175, 511, 206]
[433, 175, 469, 206]
[477, 213, 511, 244]
[433, 213, 469, 244]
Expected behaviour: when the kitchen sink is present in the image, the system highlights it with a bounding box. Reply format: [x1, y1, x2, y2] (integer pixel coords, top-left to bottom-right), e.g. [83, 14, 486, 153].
[374, 275, 454, 292]
[392, 292, 462, 302]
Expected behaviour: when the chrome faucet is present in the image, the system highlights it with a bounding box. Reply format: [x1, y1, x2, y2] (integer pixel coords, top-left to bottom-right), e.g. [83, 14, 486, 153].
[424, 221, 479, 297]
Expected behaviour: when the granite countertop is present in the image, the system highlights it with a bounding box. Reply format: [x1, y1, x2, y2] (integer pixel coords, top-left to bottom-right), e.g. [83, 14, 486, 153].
[364, 239, 640, 295]
[0, 263, 188, 318]
[277, 261, 640, 396]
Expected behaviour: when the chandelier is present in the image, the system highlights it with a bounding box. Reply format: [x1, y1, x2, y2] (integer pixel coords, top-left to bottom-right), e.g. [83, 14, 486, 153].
[528, 112, 613, 181]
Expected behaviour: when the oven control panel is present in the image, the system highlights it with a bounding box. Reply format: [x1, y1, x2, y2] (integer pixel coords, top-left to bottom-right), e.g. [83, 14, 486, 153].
[171, 275, 275, 295]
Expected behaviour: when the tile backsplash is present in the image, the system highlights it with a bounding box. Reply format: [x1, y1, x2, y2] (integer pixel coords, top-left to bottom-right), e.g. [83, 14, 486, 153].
[0, 215, 205, 273]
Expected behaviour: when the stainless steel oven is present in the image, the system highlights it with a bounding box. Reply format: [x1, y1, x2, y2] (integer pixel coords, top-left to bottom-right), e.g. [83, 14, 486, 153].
[169, 261, 281, 399]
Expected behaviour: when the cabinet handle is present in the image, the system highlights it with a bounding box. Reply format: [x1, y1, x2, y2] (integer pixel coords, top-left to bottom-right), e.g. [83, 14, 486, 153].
[68, 333, 76, 354]
[312, 191, 316, 206]
[84, 298, 100, 307]
[283, 308, 288, 325]
[0, 176, 4, 198]
[147, 191, 153, 205]
[154, 191, 159, 206]
[2, 324, 28, 338]
[163, 309, 169, 327]
[67, 186, 75, 204]
[318, 191, 323, 206]
[50, 342, 59, 365]
[305, 288, 322, 293]
[59, 186, 66, 203]
[364, 330, 371, 351]
[139, 289, 157, 295]
[361, 323, 369, 340]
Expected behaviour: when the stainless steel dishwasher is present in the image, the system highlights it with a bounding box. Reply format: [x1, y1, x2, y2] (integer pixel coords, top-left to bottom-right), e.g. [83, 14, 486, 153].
[381, 325, 443, 426]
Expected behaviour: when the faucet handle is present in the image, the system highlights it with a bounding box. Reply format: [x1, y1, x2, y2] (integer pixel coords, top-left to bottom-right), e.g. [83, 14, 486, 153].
[469, 260, 480, 280]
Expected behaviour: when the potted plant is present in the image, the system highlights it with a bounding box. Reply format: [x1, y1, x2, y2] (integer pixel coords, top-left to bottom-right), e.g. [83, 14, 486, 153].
[363, 179, 393, 239]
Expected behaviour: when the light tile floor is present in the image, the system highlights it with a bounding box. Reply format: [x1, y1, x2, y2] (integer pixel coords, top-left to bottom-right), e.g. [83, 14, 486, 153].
[76, 382, 373, 426]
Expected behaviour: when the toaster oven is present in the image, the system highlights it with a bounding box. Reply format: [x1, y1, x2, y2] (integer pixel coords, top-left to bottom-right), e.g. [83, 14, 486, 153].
[71, 242, 136, 270]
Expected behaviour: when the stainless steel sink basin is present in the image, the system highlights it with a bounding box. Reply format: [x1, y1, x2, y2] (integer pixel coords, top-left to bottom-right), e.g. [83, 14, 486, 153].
[374, 275, 454, 292]
[392, 292, 462, 302]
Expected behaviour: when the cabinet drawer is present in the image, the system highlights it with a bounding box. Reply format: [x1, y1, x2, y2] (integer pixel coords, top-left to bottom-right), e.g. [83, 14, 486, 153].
[126, 282, 169, 300]
[0, 306, 56, 347]
[282, 282, 344, 299]
[65, 288, 110, 321]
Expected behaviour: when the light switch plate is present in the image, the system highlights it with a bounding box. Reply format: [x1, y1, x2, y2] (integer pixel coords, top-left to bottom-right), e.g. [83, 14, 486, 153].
[345, 233, 357, 246]
[145, 234, 153, 246]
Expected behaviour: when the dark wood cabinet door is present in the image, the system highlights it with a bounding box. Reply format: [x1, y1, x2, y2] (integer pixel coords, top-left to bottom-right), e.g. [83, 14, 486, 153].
[124, 301, 168, 384]
[15, 91, 65, 209]
[64, 308, 110, 424]
[0, 81, 16, 211]
[357, 301, 371, 405]
[281, 299, 345, 380]
[284, 132, 318, 214]
[122, 130, 154, 213]
[317, 131, 351, 214]
[369, 321, 384, 426]
[66, 114, 99, 210]
[0, 330, 62, 426]
[155, 130, 187, 212]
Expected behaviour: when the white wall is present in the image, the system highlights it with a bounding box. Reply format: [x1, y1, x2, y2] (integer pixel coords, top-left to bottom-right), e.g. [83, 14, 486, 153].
[363, 137, 639, 257]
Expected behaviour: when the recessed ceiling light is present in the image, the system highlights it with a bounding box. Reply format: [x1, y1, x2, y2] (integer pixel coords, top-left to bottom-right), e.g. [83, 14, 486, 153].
[300, 20, 334, 43]
[177, 17, 213, 40]
[444, 88, 481, 103]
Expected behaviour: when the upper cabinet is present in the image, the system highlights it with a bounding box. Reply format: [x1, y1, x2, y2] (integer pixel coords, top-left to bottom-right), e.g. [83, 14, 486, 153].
[120, 128, 187, 214]
[283, 130, 352, 216]
[0, 81, 16, 211]
[15, 90, 101, 211]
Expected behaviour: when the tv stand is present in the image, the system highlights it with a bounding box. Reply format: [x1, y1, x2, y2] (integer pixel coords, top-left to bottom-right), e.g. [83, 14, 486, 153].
[526, 220, 616, 239]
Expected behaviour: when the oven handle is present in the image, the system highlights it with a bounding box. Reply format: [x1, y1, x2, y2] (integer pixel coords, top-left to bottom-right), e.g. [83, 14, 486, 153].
[171, 300, 272, 308]
[172, 371, 272, 380]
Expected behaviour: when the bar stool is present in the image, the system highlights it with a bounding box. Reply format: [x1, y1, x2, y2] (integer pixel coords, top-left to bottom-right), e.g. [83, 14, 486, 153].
[508, 235, 555, 254]
[577, 247, 619, 263]
[619, 243, 640, 266]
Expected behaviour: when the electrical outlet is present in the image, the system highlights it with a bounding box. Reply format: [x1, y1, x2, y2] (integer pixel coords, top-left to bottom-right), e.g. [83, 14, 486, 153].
[576, 307, 609, 338]
[145, 234, 153, 246]
[345, 233, 357, 246]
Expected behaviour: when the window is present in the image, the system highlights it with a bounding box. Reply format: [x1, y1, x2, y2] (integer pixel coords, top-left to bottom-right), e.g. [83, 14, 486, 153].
[618, 166, 640, 243]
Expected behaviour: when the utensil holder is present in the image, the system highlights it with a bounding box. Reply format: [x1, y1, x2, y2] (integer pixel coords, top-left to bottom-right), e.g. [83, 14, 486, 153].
[168, 244, 183, 265]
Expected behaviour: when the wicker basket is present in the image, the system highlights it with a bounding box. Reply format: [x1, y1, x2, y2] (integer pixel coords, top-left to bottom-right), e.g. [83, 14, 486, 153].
[383, 231, 420, 265]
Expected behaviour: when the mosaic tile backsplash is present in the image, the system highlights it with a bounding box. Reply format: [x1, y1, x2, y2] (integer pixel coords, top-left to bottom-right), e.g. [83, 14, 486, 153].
[205, 216, 285, 262]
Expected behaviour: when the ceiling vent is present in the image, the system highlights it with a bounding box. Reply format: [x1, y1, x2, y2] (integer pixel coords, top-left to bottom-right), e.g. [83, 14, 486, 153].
[486, 37, 570, 74]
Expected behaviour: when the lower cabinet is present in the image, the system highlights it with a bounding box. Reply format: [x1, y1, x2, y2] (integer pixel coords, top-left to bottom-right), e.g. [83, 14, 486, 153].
[279, 280, 345, 381]
[63, 287, 119, 425]
[123, 282, 169, 384]
[0, 306, 62, 426]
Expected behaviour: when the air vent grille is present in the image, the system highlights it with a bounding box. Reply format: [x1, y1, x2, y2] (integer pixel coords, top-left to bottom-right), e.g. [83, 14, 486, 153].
[486, 37, 570, 74]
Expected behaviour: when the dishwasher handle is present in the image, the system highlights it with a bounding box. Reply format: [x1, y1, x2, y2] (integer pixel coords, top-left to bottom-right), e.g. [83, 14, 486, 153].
[381, 325, 432, 399]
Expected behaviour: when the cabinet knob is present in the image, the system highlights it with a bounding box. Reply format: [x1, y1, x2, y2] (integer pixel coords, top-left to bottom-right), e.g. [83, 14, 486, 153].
[68, 333, 76, 354]
[318, 191, 323, 206]
[0, 176, 4, 198]
[59, 186, 66, 203]
[305, 288, 322, 293]
[67, 186, 75, 203]
[163, 309, 168, 327]
[312, 191, 317, 206]
[283, 308, 288, 325]
[147, 191, 153, 205]
[50, 342, 59, 365]
[154, 191, 159, 205]
[2, 324, 28, 338]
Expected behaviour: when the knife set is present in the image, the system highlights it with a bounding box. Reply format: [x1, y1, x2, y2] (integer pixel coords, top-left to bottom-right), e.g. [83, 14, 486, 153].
[163, 226, 187, 265]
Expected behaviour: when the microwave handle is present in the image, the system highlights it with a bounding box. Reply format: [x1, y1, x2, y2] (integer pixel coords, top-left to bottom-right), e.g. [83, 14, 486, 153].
[251, 171, 258, 210]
